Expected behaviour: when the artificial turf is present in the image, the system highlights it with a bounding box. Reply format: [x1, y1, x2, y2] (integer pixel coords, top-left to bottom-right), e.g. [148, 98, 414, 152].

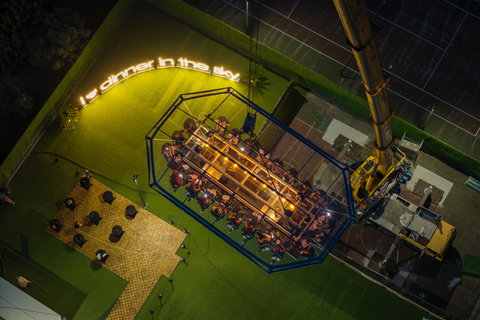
[0, 1, 438, 319]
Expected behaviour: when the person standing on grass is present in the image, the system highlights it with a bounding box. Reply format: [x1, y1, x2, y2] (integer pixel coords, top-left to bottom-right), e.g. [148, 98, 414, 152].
[0, 186, 14, 205]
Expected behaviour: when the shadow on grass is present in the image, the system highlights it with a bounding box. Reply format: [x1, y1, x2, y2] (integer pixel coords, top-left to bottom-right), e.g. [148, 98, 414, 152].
[90, 260, 102, 271]
[65, 243, 75, 253]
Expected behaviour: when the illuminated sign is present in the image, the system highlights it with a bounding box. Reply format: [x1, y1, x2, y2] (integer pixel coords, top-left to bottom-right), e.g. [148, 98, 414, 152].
[80, 56, 240, 107]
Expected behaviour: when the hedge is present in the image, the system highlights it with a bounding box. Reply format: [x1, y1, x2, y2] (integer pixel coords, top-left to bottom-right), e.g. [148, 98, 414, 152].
[0, 0, 136, 185]
[156, 0, 480, 180]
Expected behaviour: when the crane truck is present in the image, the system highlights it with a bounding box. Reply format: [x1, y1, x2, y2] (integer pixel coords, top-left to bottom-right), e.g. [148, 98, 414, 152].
[332, 0, 455, 263]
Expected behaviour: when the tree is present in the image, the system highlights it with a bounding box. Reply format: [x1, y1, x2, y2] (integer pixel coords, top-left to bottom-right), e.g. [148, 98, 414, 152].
[0, 1, 91, 72]
[26, 7, 91, 70]
[0, 0, 40, 73]
[241, 63, 271, 101]
[0, 75, 34, 117]
[55, 103, 79, 130]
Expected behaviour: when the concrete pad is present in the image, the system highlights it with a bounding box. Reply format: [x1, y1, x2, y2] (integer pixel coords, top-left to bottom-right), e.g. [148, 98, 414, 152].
[322, 118, 369, 146]
[0, 277, 60, 320]
[406, 165, 453, 207]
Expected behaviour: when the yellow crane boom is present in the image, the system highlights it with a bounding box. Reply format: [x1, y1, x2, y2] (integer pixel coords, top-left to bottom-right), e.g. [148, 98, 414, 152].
[333, 0, 404, 202]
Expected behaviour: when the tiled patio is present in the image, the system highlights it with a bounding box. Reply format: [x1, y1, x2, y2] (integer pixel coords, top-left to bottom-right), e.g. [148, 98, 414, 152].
[46, 176, 186, 319]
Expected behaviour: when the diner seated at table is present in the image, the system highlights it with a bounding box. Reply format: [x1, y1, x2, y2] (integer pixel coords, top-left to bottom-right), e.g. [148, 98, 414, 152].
[310, 188, 326, 203]
[270, 159, 284, 176]
[185, 176, 202, 201]
[211, 203, 228, 221]
[170, 170, 188, 191]
[213, 116, 230, 137]
[226, 212, 243, 232]
[271, 239, 286, 262]
[226, 128, 241, 145]
[283, 168, 297, 185]
[197, 191, 214, 212]
[238, 138, 254, 156]
[161, 144, 179, 164]
[256, 229, 275, 253]
[240, 217, 255, 241]
[299, 237, 315, 259]
[312, 229, 326, 244]
[183, 118, 197, 136]
[172, 130, 186, 147]
[308, 214, 330, 232]
[256, 149, 271, 167]
[306, 213, 329, 245]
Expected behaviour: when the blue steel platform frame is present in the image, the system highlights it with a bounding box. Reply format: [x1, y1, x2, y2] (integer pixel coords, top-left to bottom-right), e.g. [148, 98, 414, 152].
[146, 87, 355, 273]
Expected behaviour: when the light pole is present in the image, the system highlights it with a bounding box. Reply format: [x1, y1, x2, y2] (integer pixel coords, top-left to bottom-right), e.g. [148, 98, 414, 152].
[133, 175, 148, 209]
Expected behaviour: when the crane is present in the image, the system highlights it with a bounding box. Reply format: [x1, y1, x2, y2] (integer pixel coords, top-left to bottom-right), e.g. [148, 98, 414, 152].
[332, 0, 456, 263]
[333, 0, 407, 202]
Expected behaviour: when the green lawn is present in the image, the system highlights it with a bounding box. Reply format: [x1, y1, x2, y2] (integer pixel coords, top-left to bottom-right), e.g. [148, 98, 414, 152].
[0, 1, 437, 320]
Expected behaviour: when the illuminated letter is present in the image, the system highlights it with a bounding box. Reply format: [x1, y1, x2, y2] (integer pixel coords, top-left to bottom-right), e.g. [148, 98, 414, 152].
[224, 70, 240, 81]
[164, 58, 175, 67]
[80, 97, 86, 106]
[178, 58, 186, 67]
[112, 71, 126, 83]
[100, 77, 113, 91]
[196, 62, 209, 72]
[124, 66, 136, 77]
[86, 89, 98, 100]
[158, 57, 175, 68]
[136, 62, 149, 71]
[184, 58, 196, 68]
[230, 73, 240, 81]
[213, 66, 224, 75]
[148, 60, 154, 69]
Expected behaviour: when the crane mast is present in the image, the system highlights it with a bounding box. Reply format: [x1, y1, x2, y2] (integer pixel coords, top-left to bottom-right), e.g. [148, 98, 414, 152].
[333, 0, 403, 202]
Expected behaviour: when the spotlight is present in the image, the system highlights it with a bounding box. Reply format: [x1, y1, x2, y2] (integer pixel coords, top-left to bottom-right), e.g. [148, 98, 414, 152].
[180, 256, 189, 266]
[181, 244, 186, 249]
[183, 228, 189, 234]
[150, 309, 154, 314]
[168, 277, 173, 283]
[168, 220, 173, 224]
[158, 294, 163, 307]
